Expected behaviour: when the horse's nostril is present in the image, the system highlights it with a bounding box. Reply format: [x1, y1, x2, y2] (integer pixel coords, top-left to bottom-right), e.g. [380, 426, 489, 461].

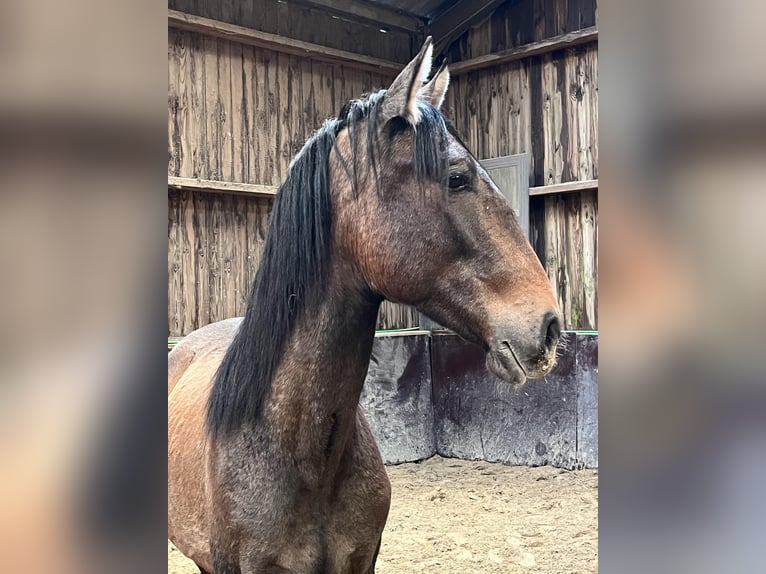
[542, 313, 561, 353]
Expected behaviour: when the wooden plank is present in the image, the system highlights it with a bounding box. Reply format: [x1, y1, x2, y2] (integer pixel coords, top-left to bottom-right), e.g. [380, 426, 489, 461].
[479, 71, 491, 157]
[288, 55, 304, 170]
[193, 191, 210, 329]
[586, 44, 598, 178]
[580, 189, 597, 330]
[221, 195, 242, 318]
[168, 191, 182, 336]
[543, 195, 560, 318]
[564, 191, 584, 328]
[559, 50, 574, 182]
[541, 53, 563, 185]
[529, 196, 546, 266]
[554, 194, 570, 326]
[333, 63, 350, 113]
[529, 57, 544, 186]
[466, 71, 479, 156]
[261, 0, 278, 32]
[511, 62, 534, 177]
[190, 31, 207, 179]
[504, 63, 518, 156]
[256, 198, 271, 270]
[519, 61, 532, 169]
[442, 72, 455, 119]
[314, 61, 334, 124]
[221, 193, 236, 320]
[529, 179, 598, 196]
[264, 48, 279, 184]
[168, 9, 403, 74]
[203, 33, 221, 180]
[497, 69, 508, 155]
[240, 0, 254, 30]
[218, 38, 234, 183]
[576, 46, 593, 180]
[179, 189, 196, 334]
[430, 0, 507, 56]
[290, 0, 423, 33]
[176, 31, 193, 178]
[221, 0, 235, 23]
[562, 47, 577, 180]
[566, 0, 580, 33]
[168, 33, 181, 176]
[230, 40, 246, 182]
[516, 61, 531, 161]
[170, 29, 187, 177]
[243, 197, 263, 311]
[168, 176, 278, 197]
[276, 52, 291, 180]
[207, 193, 223, 324]
[241, 44, 256, 183]
[448, 27, 597, 75]
[301, 57, 316, 143]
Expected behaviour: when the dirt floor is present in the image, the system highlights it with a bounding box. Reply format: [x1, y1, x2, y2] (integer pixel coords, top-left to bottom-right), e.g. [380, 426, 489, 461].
[168, 456, 598, 574]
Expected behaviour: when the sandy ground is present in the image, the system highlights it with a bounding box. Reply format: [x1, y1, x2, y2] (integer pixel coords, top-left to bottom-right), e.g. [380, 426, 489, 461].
[169, 456, 598, 574]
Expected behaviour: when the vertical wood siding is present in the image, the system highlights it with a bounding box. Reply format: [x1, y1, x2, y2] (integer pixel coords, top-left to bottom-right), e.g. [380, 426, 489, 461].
[445, 0, 597, 61]
[168, 29, 395, 185]
[168, 190, 272, 336]
[168, 0, 417, 64]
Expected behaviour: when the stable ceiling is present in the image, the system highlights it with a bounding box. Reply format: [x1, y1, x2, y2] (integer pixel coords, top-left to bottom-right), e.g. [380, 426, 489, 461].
[305, 0, 508, 54]
[366, 0, 458, 21]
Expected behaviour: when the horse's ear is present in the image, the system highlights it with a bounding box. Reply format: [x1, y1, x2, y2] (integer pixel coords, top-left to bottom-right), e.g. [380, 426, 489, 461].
[419, 60, 450, 109]
[380, 37, 433, 126]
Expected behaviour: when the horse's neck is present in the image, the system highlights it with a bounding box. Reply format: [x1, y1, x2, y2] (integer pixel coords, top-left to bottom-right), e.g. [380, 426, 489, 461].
[266, 279, 380, 485]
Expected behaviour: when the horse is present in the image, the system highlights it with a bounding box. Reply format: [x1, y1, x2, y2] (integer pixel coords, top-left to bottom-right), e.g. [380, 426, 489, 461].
[168, 37, 561, 574]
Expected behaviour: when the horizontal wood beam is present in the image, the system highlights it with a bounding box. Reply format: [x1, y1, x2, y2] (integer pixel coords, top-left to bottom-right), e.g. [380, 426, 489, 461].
[168, 9, 403, 74]
[168, 176, 598, 198]
[291, 0, 423, 33]
[430, 0, 508, 56]
[529, 179, 598, 196]
[449, 27, 598, 75]
[168, 176, 278, 198]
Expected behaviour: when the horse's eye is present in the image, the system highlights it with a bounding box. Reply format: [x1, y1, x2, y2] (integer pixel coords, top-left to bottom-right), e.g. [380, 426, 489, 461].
[448, 173, 470, 191]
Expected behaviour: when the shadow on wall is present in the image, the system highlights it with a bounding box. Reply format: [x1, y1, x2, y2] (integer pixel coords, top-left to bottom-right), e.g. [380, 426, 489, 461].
[360, 331, 598, 469]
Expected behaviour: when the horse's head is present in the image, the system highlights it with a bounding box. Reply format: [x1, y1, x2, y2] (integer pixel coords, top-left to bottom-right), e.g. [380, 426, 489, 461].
[332, 38, 561, 385]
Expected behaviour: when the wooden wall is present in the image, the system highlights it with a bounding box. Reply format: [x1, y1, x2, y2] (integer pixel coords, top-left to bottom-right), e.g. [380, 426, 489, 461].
[167, 0, 598, 336]
[168, 190, 270, 336]
[168, 0, 417, 63]
[444, 0, 598, 329]
[168, 28, 396, 186]
[167, 22, 419, 336]
[445, 0, 596, 61]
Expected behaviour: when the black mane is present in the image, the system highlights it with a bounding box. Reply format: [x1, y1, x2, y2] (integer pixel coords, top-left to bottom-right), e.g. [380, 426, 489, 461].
[206, 90, 450, 440]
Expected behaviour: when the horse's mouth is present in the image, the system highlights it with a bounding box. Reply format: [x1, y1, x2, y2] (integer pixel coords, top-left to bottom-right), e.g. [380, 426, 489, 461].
[486, 341, 527, 386]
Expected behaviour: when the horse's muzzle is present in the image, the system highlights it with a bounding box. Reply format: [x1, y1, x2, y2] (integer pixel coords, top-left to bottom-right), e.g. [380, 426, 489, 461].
[486, 311, 561, 384]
